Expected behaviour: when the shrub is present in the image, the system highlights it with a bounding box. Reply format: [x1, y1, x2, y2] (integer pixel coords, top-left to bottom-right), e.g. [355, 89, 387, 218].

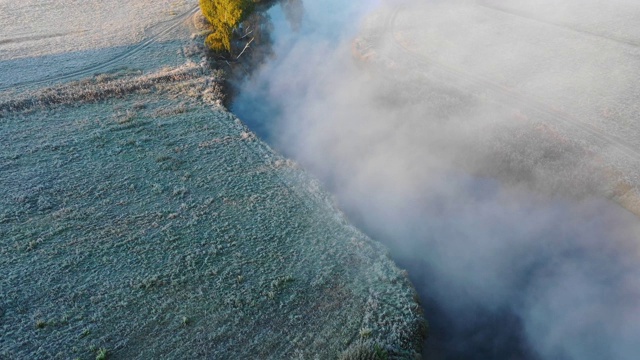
[199, 0, 255, 52]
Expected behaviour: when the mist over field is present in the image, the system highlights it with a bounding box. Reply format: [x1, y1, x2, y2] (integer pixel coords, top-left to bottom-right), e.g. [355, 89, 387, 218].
[234, 0, 640, 358]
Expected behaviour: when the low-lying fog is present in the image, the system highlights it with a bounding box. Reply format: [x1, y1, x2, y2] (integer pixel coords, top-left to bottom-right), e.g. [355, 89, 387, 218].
[233, 0, 640, 359]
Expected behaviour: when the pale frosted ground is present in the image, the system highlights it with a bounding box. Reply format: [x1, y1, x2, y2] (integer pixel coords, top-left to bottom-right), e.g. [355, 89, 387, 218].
[391, 1, 640, 147]
[362, 0, 640, 214]
[0, 0, 192, 59]
[0, 0, 196, 89]
[480, 0, 640, 44]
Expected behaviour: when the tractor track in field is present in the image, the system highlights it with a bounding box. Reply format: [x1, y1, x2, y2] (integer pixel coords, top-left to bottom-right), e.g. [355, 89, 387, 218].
[0, 5, 199, 92]
[476, 1, 640, 50]
[384, 5, 640, 164]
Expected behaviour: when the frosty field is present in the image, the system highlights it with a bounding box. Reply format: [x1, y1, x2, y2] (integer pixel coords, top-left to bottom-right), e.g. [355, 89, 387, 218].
[0, 1, 425, 358]
[0, 0, 196, 90]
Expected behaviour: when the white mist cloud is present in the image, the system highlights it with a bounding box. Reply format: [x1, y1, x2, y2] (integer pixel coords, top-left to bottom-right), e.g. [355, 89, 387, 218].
[237, 0, 640, 358]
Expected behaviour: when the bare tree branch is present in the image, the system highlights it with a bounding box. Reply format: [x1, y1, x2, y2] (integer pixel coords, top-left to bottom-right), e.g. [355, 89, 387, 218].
[236, 37, 255, 59]
[241, 27, 254, 39]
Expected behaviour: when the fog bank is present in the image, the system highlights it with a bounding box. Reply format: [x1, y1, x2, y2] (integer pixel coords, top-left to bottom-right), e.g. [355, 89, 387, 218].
[233, 0, 640, 358]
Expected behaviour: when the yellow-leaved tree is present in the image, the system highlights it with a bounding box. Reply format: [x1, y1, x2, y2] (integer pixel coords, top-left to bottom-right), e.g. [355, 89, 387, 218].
[199, 0, 254, 53]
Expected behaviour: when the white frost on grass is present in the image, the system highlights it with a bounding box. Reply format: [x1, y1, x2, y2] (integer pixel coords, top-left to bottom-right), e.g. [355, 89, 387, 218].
[0, 0, 197, 88]
[0, 0, 194, 60]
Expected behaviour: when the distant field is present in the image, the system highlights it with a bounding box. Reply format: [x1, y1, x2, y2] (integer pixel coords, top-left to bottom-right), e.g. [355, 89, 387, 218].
[0, 0, 196, 89]
[0, 0, 193, 59]
[355, 1, 640, 218]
